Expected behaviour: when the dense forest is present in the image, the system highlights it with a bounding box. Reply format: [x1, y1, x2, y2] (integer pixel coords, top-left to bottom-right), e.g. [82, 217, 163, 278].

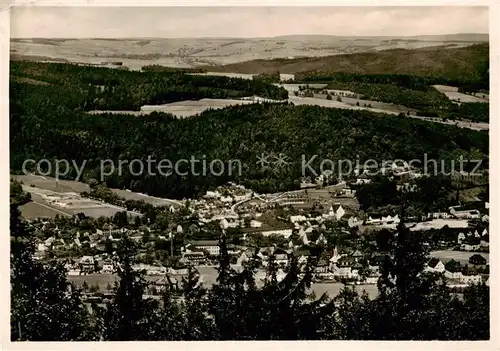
[10, 61, 288, 111]
[10, 203, 490, 341]
[354, 175, 456, 216]
[10, 61, 489, 199]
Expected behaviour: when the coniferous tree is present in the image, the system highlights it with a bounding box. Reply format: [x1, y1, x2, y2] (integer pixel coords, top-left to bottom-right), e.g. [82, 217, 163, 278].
[10, 204, 94, 341]
[101, 237, 158, 340]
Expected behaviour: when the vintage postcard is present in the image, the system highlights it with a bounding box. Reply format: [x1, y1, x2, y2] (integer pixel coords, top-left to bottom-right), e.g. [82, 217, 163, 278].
[4, 2, 497, 349]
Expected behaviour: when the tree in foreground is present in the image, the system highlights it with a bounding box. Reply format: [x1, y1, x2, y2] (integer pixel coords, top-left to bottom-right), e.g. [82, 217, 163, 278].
[10, 199, 489, 340]
[10, 204, 95, 341]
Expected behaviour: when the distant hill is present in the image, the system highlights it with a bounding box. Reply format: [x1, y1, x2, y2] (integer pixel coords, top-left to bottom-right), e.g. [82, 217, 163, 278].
[10, 34, 488, 70]
[208, 43, 489, 82]
[272, 33, 488, 42]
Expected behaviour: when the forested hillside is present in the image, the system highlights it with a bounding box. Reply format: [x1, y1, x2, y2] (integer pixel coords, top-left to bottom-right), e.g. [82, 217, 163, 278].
[10, 61, 488, 199]
[10, 61, 288, 111]
[211, 44, 489, 84]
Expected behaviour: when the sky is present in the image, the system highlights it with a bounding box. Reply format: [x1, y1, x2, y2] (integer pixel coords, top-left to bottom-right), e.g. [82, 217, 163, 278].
[10, 6, 489, 38]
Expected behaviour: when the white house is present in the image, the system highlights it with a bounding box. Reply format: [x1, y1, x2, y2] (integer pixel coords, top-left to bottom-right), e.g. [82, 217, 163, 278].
[364, 275, 379, 285]
[299, 231, 309, 245]
[444, 270, 463, 280]
[329, 247, 342, 266]
[101, 263, 114, 273]
[205, 190, 220, 198]
[348, 216, 363, 228]
[460, 274, 482, 285]
[461, 243, 481, 251]
[220, 218, 229, 230]
[315, 233, 328, 246]
[329, 204, 345, 220]
[250, 220, 263, 228]
[425, 258, 445, 273]
[189, 240, 220, 256]
[275, 252, 289, 267]
[220, 196, 233, 203]
[451, 208, 481, 219]
[428, 212, 451, 220]
[259, 229, 293, 238]
[290, 215, 307, 223]
[355, 178, 371, 185]
[37, 243, 47, 252]
[237, 252, 249, 266]
[167, 266, 189, 275]
[457, 232, 466, 244]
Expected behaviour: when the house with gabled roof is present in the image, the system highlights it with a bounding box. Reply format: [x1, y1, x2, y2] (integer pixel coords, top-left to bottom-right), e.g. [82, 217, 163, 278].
[351, 249, 363, 262]
[425, 258, 445, 273]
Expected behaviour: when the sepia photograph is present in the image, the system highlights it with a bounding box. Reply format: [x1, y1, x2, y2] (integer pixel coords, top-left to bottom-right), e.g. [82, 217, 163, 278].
[7, 3, 493, 343]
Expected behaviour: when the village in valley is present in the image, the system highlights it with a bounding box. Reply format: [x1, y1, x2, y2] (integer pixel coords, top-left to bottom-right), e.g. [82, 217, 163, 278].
[14, 156, 490, 304]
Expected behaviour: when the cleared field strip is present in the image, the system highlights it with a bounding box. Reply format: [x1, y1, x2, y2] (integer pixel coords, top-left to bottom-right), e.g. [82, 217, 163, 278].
[111, 188, 183, 207]
[19, 201, 70, 220]
[433, 85, 489, 103]
[13, 174, 180, 219]
[13, 174, 90, 193]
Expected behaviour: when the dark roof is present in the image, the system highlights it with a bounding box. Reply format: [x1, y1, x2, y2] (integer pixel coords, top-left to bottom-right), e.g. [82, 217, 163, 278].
[338, 256, 354, 267]
[469, 254, 487, 264]
[352, 262, 363, 269]
[463, 238, 481, 245]
[351, 250, 363, 257]
[189, 240, 219, 246]
[427, 257, 441, 268]
[370, 255, 387, 266]
[332, 204, 342, 212]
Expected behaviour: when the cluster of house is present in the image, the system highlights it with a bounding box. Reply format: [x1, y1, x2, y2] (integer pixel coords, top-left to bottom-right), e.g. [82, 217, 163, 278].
[424, 257, 488, 286]
[363, 204, 488, 232]
[34, 226, 149, 259]
[353, 161, 424, 180]
[188, 184, 257, 229]
[66, 255, 190, 276]
[289, 205, 349, 245]
[457, 229, 489, 251]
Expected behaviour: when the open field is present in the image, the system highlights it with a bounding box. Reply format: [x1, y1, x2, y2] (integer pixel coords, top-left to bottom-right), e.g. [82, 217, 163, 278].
[111, 188, 183, 207]
[140, 98, 258, 117]
[189, 72, 255, 80]
[314, 93, 417, 114]
[288, 96, 411, 116]
[276, 83, 329, 93]
[19, 201, 70, 220]
[87, 110, 146, 116]
[433, 85, 489, 103]
[20, 184, 140, 218]
[13, 174, 143, 218]
[13, 174, 90, 193]
[11, 35, 486, 71]
[13, 174, 180, 209]
[87, 92, 488, 130]
[90, 97, 284, 118]
[430, 250, 489, 265]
